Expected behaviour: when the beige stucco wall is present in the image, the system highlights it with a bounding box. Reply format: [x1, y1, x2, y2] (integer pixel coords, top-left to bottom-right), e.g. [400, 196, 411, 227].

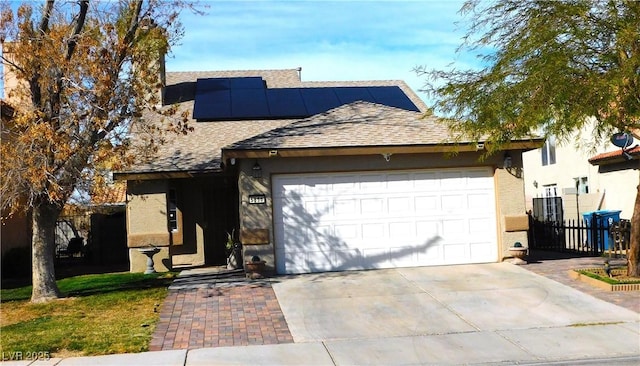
[129, 247, 171, 273]
[522, 126, 637, 220]
[595, 167, 638, 219]
[493, 160, 529, 259]
[126, 179, 208, 272]
[237, 150, 529, 272]
[126, 180, 171, 272]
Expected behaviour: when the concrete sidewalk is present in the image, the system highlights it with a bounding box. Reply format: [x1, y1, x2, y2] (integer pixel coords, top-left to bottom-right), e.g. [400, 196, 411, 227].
[4, 261, 639, 365]
[9, 346, 640, 366]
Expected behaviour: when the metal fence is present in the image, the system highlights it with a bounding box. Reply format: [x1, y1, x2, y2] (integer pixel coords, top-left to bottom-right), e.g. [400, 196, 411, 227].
[528, 217, 631, 258]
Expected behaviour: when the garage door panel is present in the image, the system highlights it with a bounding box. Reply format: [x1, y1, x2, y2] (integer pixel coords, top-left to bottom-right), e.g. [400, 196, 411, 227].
[440, 172, 465, 189]
[466, 170, 494, 187]
[388, 196, 411, 212]
[415, 195, 439, 212]
[443, 243, 467, 260]
[469, 217, 493, 234]
[334, 224, 359, 239]
[442, 194, 465, 211]
[470, 243, 494, 261]
[362, 223, 385, 238]
[334, 199, 358, 215]
[389, 246, 418, 267]
[273, 168, 497, 274]
[361, 198, 384, 214]
[442, 218, 466, 236]
[362, 248, 390, 268]
[389, 221, 414, 237]
[387, 173, 412, 191]
[332, 249, 367, 271]
[416, 220, 439, 239]
[360, 175, 386, 190]
[414, 172, 439, 189]
[468, 193, 492, 210]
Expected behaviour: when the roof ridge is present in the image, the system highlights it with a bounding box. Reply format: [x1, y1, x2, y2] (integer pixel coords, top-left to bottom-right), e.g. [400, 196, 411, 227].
[166, 68, 301, 75]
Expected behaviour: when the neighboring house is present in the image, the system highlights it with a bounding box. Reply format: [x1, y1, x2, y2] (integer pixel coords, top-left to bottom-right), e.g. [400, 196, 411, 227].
[1, 100, 32, 269]
[522, 127, 639, 223]
[88, 182, 128, 266]
[115, 68, 543, 274]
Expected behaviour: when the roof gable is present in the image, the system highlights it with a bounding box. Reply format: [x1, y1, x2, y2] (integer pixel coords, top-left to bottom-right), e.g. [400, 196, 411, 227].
[225, 101, 444, 151]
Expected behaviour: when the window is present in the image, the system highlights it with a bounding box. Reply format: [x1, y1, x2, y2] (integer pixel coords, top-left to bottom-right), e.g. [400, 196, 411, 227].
[541, 135, 556, 166]
[543, 184, 562, 222]
[576, 177, 589, 194]
[168, 189, 178, 232]
[544, 184, 558, 198]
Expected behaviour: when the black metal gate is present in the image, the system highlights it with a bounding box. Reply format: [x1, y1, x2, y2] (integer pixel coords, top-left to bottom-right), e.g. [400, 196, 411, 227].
[532, 197, 564, 223]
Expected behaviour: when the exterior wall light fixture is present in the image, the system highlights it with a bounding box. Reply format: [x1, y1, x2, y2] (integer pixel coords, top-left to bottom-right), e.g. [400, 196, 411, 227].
[503, 152, 512, 169]
[252, 161, 262, 178]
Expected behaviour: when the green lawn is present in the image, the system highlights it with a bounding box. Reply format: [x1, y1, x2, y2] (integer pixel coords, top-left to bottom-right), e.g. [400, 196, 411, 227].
[1, 272, 176, 358]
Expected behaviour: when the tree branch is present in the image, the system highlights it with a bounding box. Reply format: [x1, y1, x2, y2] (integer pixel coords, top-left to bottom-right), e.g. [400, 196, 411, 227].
[66, 0, 88, 61]
[117, 0, 144, 65]
[38, 0, 55, 34]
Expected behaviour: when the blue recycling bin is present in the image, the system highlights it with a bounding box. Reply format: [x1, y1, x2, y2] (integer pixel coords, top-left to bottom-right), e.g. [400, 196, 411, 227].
[582, 210, 622, 250]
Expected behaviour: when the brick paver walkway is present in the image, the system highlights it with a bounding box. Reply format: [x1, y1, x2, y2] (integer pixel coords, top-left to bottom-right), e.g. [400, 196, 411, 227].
[149, 277, 293, 351]
[522, 250, 640, 313]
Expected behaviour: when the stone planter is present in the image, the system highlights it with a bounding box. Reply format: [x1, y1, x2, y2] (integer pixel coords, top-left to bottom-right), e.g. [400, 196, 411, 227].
[245, 260, 267, 275]
[508, 247, 528, 265]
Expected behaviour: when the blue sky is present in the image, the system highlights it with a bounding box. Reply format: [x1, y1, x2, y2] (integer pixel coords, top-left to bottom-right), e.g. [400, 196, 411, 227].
[167, 0, 476, 102]
[1, 1, 476, 103]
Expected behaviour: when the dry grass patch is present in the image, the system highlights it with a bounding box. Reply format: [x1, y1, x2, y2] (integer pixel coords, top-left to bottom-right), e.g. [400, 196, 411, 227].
[1, 272, 176, 358]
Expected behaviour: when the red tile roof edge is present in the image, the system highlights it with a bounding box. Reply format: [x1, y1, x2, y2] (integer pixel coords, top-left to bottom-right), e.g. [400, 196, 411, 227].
[588, 145, 640, 164]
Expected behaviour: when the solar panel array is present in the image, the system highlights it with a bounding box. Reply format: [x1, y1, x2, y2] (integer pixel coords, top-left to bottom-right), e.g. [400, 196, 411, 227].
[192, 77, 420, 121]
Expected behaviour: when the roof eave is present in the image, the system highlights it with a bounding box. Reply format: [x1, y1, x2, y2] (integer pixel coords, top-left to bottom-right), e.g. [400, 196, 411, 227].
[589, 155, 639, 166]
[113, 168, 223, 181]
[222, 140, 544, 160]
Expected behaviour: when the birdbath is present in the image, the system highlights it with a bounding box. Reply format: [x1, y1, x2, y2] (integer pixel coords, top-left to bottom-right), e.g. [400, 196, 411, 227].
[138, 246, 161, 274]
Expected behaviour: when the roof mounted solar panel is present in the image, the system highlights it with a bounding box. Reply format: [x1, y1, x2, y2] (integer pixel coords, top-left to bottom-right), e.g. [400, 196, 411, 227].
[267, 88, 308, 118]
[192, 77, 420, 121]
[300, 88, 342, 115]
[229, 77, 266, 89]
[193, 89, 232, 120]
[368, 86, 420, 112]
[334, 87, 376, 105]
[231, 89, 270, 119]
[196, 78, 230, 91]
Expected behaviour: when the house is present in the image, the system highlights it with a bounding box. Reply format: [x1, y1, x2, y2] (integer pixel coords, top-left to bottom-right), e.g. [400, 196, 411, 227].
[522, 126, 639, 223]
[1, 100, 33, 276]
[115, 68, 543, 274]
[54, 183, 128, 266]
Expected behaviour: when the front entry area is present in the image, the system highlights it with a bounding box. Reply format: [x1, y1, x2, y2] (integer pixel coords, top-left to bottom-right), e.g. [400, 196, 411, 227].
[273, 168, 498, 274]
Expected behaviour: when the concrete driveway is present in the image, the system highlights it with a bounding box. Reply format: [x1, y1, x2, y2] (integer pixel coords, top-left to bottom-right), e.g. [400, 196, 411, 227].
[272, 262, 640, 365]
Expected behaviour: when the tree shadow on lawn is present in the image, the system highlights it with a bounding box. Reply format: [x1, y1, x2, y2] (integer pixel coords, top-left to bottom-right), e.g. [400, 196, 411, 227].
[1, 271, 177, 303]
[1, 262, 130, 289]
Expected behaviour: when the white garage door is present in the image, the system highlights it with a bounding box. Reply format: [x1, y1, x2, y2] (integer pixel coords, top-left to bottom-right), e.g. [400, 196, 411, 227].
[273, 168, 497, 274]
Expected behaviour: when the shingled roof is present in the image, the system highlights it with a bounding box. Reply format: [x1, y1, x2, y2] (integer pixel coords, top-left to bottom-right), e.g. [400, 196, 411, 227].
[225, 101, 447, 151]
[119, 69, 432, 177]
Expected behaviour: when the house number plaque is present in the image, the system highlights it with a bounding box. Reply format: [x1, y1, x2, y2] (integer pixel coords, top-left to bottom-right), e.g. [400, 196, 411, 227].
[248, 194, 266, 204]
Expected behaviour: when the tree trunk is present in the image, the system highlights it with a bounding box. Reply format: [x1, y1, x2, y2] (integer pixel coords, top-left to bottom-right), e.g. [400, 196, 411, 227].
[628, 177, 640, 277]
[31, 202, 62, 303]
